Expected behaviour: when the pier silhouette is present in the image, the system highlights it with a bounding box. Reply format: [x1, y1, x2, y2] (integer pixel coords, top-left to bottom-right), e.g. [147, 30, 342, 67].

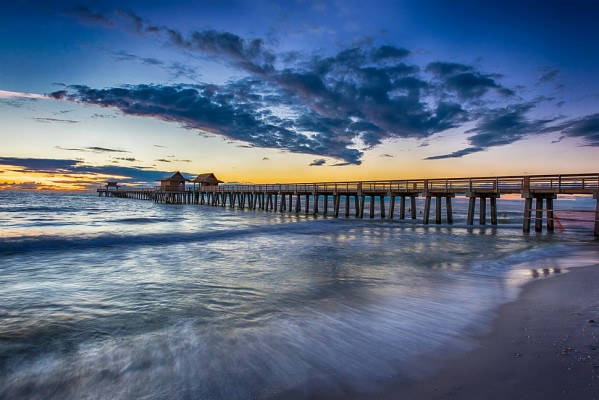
[98, 173, 599, 236]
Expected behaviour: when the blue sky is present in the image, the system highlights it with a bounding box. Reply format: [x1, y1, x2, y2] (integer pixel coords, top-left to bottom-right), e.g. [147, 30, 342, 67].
[1, 0, 598, 189]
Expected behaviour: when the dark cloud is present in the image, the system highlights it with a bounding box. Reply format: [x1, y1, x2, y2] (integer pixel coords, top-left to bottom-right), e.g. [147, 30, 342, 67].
[537, 67, 560, 84]
[379, 153, 394, 157]
[55, 146, 129, 153]
[155, 159, 171, 163]
[0, 156, 183, 186]
[426, 62, 514, 99]
[70, 5, 113, 27]
[161, 28, 276, 75]
[34, 117, 78, 123]
[0, 157, 80, 172]
[559, 113, 599, 146]
[309, 158, 326, 166]
[424, 147, 484, 160]
[88, 147, 128, 153]
[45, 16, 599, 162]
[114, 157, 138, 162]
[427, 102, 561, 159]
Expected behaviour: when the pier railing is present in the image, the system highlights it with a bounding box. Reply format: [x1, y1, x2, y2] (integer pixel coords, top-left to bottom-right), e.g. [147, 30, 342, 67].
[190, 173, 598, 195]
[98, 173, 598, 196]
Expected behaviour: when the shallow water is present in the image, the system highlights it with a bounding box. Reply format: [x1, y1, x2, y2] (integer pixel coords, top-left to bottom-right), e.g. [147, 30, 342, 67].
[0, 192, 596, 399]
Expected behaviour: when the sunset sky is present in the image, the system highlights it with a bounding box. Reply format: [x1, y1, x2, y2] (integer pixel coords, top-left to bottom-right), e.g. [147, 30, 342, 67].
[1, 0, 598, 190]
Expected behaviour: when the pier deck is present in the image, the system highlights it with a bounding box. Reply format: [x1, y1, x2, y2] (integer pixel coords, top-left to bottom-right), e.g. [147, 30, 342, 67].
[98, 173, 599, 236]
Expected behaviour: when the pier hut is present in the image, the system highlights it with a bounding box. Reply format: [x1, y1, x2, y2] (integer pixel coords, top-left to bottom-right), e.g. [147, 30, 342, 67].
[192, 173, 223, 187]
[105, 181, 119, 191]
[156, 171, 190, 191]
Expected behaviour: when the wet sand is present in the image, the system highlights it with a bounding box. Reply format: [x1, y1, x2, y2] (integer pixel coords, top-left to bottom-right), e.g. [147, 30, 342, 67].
[392, 264, 599, 400]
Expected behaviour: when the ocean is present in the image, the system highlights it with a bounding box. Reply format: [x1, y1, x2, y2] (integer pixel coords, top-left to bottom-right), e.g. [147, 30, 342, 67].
[1, 191, 597, 399]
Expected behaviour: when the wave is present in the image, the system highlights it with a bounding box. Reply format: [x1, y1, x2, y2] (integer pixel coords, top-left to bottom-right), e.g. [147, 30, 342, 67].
[0, 220, 332, 256]
[0, 206, 77, 214]
[109, 217, 185, 224]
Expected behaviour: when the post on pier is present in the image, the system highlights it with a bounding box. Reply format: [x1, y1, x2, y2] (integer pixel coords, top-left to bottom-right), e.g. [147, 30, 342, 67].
[423, 195, 432, 224]
[594, 192, 599, 237]
[345, 195, 351, 217]
[467, 192, 499, 226]
[522, 192, 557, 233]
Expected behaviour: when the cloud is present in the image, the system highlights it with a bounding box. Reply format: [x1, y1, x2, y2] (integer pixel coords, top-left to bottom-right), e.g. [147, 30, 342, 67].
[426, 102, 561, 159]
[69, 5, 113, 27]
[379, 153, 394, 157]
[0, 90, 46, 99]
[426, 62, 514, 99]
[537, 67, 560, 85]
[309, 158, 326, 166]
[559, 113, 599, 146]
[56, 146, 129, 153]
[43, 17, 599, 162]
[0, 156, 184, 186]
[424, 147, 484, 160]
[113, 157, 138, 162]
[34, 117, 79, 123]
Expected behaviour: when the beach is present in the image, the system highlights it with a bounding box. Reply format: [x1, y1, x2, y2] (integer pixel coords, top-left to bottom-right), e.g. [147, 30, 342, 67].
[393, 263, 599, 400]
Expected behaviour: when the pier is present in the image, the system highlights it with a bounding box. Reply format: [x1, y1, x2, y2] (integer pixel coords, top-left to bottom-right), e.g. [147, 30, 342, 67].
[98, 173, 599, 236]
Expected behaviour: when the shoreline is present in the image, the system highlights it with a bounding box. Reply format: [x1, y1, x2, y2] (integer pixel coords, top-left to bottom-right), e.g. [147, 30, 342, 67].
[386, 262, 599, 400]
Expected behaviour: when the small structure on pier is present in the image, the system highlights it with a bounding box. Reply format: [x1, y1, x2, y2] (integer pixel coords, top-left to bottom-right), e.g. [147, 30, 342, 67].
[105, 181, 119, 191]
[156, 171, 190, 191]
[192, 173, 223, 187]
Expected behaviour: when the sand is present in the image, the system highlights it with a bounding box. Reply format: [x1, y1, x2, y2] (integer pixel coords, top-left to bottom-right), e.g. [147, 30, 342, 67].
[391, 264, 599, 400]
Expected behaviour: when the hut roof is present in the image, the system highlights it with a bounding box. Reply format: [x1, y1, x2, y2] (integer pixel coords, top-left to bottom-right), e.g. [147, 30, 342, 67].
[192, 173, 223, 184]
[156, 171, 190, 182]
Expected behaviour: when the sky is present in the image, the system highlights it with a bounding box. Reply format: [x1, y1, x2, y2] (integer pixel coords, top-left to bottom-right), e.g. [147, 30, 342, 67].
[1, 0, 598, 190]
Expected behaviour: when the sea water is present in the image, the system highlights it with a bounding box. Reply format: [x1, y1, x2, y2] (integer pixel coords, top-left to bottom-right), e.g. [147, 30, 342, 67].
[0, 191, 597, 399]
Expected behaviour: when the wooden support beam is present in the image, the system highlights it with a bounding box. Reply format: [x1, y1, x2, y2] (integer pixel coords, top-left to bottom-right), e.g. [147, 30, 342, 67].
[359, 195, 366, 218]
[535, 197, 544, 232]
[446, 196, 453, 224]
[399, 196, 406, 220]
[323, 195, 328, 215]
[380, 195, 385, 219]
[523, 197, 532, 232]
[369, 195, 375, 219]
[546, 197, 554, 231]
[334, 195, 340, 218]
[479, 197, 486, 225]
[435, 196, 442, 224]
[305, 194, 310, 215]
[490, 197, 497, 226]
[389, 195, 395, 219]
[467, 196, 475, 225]
[594, 194, 599, 237]
[423, 196, 431, 224]
[345, 195, 350, 217]
[410, 196, 417, 219]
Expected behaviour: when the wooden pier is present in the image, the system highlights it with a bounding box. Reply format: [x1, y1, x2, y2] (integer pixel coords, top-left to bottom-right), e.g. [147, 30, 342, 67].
[98, 173, 599, 236]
